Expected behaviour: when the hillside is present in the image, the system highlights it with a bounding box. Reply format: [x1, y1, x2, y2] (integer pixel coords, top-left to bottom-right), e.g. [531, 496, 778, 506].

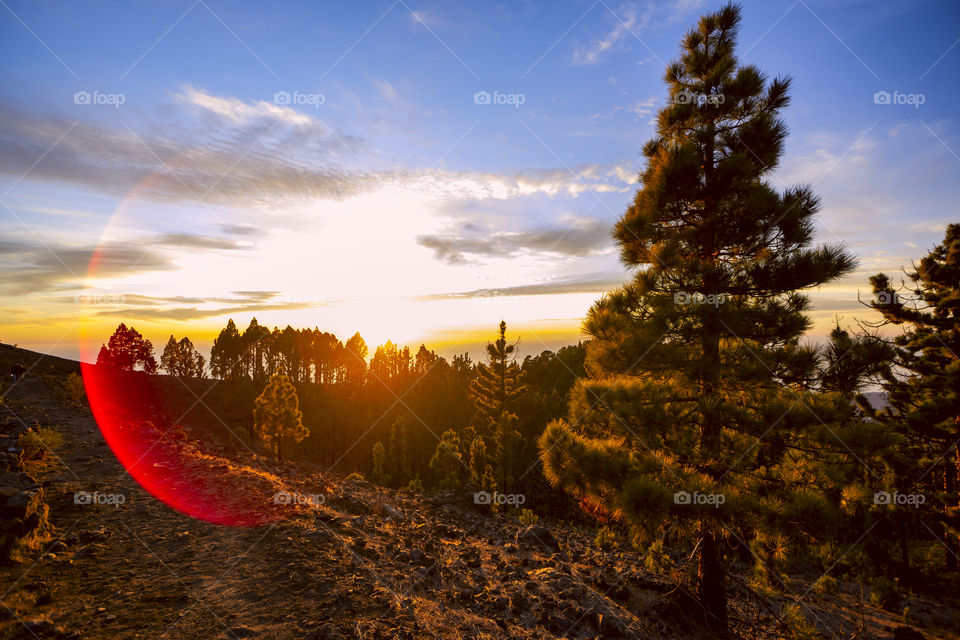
[1, 345, 956, 640]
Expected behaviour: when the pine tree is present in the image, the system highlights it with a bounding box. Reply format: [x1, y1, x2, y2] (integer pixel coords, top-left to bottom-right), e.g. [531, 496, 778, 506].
[468, 435, 489, 483]
[868, 223, 960, 570]
[538, 4, 856, 632]
[160, 335, 206, 378]
[210, 319, 242, 380]
[470, 321, 526, 491]
[388, 416, 410, 486]
[429, 429, 463, 490]
[253, 365, 307, 461]
[371, 441, 388, 485]
[97, 323, 157, 373]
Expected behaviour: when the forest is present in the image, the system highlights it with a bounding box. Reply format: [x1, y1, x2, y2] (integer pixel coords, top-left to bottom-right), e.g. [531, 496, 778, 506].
[76, 4, 958, 635]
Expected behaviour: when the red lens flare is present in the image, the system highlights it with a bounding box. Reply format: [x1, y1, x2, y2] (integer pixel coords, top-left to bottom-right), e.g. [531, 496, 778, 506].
[79, 172, 288, 528]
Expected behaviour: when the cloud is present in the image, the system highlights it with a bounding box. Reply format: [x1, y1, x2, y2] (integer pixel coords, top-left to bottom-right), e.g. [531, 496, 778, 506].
[574, 3, 650, 65]
[0, 237, 176, 296]
[0, 92, 632, 208]
[417, 217, 614, 265]
[175, 85, 316, 127]
[155, 232, 256, 250]
[419, 273, 625, 300]
[0, 230, 260, 296]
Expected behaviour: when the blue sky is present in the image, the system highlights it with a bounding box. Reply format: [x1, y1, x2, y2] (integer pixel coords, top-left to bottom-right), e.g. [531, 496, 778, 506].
[1, 0, 958, 361]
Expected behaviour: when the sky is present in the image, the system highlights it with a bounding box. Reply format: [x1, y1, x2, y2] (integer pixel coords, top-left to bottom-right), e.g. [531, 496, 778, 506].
[1, 0, 958, 364]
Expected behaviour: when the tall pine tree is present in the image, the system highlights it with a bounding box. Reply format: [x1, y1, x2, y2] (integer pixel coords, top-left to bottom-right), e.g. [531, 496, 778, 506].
[539, 4, 856, 632]
[470, 321, 526, 492]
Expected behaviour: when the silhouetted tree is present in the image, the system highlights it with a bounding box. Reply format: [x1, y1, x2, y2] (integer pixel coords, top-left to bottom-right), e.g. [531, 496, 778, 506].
[97, 323, 157, 373]
[160, 335, 206, 378]
[210, 319, 242, 380]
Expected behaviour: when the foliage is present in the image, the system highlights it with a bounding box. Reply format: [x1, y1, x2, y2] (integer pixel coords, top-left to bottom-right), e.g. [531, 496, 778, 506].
[594, 526, 617, 550]
[868, 223, 960, 571]
[96, 323, 157, 373]
[61, 373, 86, 405]
[253, 365, 307, 461]
[429, 429, 463, 490]
[160, 335, 206, 378]
[538, 3, 857, 632]
[518, 509, 539, 526]
[371, 441, 388, 485]
[19, 426, 64, 460]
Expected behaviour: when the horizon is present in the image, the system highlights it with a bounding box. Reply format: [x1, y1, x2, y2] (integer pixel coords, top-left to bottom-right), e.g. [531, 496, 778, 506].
[2, 0, 958, 363]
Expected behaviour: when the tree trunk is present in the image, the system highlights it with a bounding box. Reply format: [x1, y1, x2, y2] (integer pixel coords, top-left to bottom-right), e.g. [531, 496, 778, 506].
[947, 428, 959, 571]
[697, 521, 728, 635]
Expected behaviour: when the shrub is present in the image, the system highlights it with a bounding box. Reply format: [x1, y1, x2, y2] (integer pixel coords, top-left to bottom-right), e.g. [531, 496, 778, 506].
[62, 373, 87, 405]
[869, 577, 901, 611]
[781, 604, 819, 640]
[518, 509, 539, 526]
[18, 426, 64, 460]
[594, 526, 617, 550]
[407, 475, 423, 492]
[812, 575, 838, 595]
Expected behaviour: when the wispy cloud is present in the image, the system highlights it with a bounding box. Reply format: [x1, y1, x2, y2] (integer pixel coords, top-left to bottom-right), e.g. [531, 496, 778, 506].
[419, 273, 625, 300]
[417, 217, 614, 265]
[574, 3, 650, 66]
[175, 85, 317, 127]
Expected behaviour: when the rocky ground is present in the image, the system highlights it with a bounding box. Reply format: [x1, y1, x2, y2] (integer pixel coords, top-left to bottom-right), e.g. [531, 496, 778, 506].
[1, 343, 957, 639]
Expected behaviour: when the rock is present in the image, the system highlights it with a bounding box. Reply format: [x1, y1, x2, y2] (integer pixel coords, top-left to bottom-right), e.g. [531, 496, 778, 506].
[12, 618, 76, 639]
[516, 525, 560, 552]
[893, 627, 926, 640]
